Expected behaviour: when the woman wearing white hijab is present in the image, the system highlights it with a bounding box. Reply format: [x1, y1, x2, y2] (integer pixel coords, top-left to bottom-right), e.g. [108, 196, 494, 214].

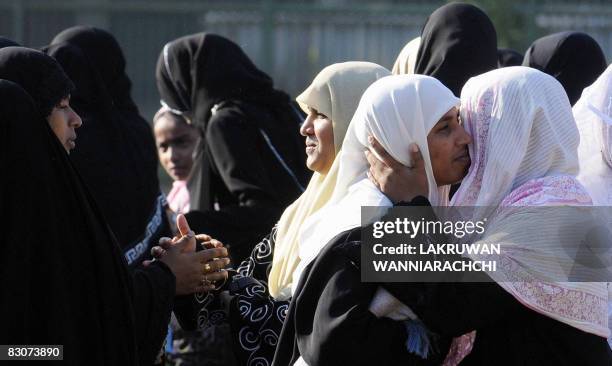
[272, 74, 472, 366]
[168, 62, 390, 365]
[366, 67, 612, 365]
[573, 64, 612, 348]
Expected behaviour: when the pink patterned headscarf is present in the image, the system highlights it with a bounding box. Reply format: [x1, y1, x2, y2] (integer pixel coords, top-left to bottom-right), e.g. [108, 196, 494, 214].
[451, 67, 609, 338]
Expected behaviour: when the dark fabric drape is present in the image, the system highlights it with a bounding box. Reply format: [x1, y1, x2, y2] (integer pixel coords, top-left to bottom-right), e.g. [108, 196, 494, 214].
[522, 31, 608, 105]
[0, 79, 138, 365]
[497, 48, 523, 67]
[414, 3, 498, 97]
[156, 33, 310, 263]
[46, 27, 166, 264]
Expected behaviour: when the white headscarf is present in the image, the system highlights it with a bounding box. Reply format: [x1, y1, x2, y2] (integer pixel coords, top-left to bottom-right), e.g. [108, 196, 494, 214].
[294, 74, 459, 293]
[452, 66, 609, 338]
[575, 64, 612, 206]
[573, 64, 612, 347]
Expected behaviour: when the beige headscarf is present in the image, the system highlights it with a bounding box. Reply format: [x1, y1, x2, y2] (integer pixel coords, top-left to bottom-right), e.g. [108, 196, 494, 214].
[391, 37, 421, 75]
[268, 62, 390, 300]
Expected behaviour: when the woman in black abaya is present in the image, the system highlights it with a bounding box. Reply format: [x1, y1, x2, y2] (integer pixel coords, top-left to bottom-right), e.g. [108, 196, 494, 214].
[0, 77, 140, 364]
[523, 31, 608, 105]
[0, 47, 228, 366]
[46, 26, 166, 267]
[156, 33, 310, 263]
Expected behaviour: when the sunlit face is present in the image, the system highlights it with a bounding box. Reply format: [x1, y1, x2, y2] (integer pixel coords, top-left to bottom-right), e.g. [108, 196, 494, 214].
[154, 113, 199, 181]
[47, 96, 82, 153]
[299, 106, 335, 174]
[427, 107, 472, 185]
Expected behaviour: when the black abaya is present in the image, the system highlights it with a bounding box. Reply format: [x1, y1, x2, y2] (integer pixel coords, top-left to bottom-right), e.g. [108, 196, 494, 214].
[0, 47, 176, 366]
[0, 79, 139, 365]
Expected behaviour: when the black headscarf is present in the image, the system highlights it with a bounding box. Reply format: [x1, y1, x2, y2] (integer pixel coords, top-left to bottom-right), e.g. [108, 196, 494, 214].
[0, 36, 19, 49]
[46, 28, 165, 261]
[0, 79, 137, 365]
[0, 47, 74, 118]
[414, 3, 498, 97]
[497, 48, 523, 67]
[522, 31, 608, 105]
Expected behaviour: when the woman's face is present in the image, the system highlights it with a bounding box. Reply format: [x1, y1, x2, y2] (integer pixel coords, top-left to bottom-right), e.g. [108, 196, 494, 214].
[300, 107, 335, 174]
[154, 114, 199, 181]
[47, 96, 82, 154]
[427, 107, 472, 185]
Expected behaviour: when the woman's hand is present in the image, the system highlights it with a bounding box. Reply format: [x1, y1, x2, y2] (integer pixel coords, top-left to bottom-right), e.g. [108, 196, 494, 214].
[364, 135, 429, 203]
[145, 214, 231, 295]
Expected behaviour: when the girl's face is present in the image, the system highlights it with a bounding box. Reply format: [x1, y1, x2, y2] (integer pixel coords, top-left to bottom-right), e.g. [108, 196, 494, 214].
[47, 96, 82, 154]
[154, 114, 199, 181]
[427, 107, 473, 185]
[300, 106, 335, 174]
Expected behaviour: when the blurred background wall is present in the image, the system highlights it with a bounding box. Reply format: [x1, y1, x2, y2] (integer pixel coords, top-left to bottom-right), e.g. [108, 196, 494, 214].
[2, 0, 609, 120]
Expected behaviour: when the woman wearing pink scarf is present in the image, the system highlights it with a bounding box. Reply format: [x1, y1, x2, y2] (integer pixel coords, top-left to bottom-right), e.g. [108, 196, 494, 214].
[367, 67, 611, 365]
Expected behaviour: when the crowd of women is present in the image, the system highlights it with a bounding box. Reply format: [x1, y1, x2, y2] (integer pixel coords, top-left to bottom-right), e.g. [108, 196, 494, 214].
[0, 2, 611, 365]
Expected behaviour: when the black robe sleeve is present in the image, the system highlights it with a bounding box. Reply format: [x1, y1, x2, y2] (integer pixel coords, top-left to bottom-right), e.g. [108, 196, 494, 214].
[131, 261, 175, 366]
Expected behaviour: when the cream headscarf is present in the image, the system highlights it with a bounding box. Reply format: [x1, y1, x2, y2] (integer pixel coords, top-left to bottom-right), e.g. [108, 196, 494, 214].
[392, 37, 421, 75]
[268, 62, 390, 300]
[452, 66, 609, 338]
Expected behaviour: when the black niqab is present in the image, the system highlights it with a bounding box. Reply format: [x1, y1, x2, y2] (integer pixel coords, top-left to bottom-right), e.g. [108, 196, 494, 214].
[522, 31, 608, 105]
[414, 3, 498, 97]
[0, 80, 138, 365]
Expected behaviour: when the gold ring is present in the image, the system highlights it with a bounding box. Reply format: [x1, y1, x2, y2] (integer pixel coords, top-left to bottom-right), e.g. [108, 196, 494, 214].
[202, 263, 212, 274]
